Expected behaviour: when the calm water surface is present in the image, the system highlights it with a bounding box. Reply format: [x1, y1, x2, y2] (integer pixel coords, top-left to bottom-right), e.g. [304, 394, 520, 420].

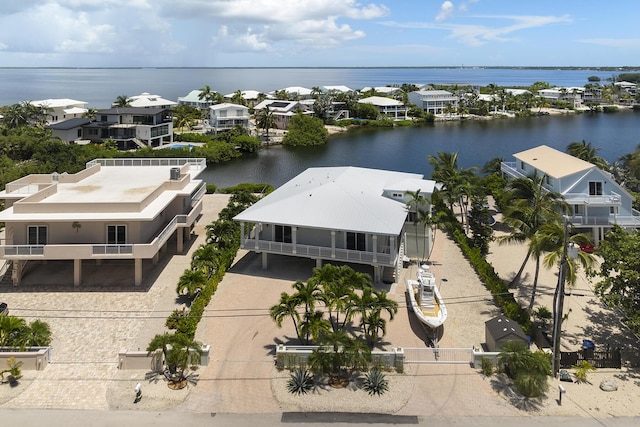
[202, 111, 640, 188]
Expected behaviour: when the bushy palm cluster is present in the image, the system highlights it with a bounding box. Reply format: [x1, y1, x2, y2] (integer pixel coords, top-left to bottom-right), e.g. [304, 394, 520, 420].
[498, 341, 551, 398]
[0, 316, 51, 349]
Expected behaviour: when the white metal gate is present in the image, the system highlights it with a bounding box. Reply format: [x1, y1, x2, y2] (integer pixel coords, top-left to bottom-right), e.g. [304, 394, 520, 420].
[403, 347, 473, 364]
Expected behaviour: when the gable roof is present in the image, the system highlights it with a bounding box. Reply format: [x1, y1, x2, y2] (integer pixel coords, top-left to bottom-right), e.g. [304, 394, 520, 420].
[513, 145, 594, 179]
[127, 92, 177, 108]
[358, 96, 403, 107]
[234, 167, 436, 235]
[485, 316, 527, 341]
[31, 98, 87, 108]
[210, 102, 248, 111]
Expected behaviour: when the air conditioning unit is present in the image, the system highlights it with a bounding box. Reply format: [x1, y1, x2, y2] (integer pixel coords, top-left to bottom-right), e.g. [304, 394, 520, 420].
[170, 167, 181, 180]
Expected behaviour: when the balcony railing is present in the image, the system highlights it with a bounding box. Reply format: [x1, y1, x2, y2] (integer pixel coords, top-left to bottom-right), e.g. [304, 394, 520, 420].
[564, 192, 621, 206]
[243, 238, 395, 266]
[86, 158, 207, 171]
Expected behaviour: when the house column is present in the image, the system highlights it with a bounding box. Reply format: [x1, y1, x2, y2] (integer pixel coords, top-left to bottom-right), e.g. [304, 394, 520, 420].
[372, 235, 378, 263]
[177, 227, 184, 253]
[261, 252, 268, 269]
[240, 222, 245, 248]
[134, 259, 143, 286]
[292, 227, 297, 254]
[74, 259, 82, 287]
[152, 252, 159, 265]
[254, 223, 260, 250]
[316, 259, 322, 269]
[592, 226, 600, 246]
[331, 231, 336, 259]
[12, 260, 22, 286]
[373, 265, 381, 283]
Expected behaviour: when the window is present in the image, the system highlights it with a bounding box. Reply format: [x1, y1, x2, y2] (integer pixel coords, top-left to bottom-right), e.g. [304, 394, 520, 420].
[589, 181, 603, 196]
[610, 206, 618, 215]
[274, 225, 292, 243]
[346, 232, 366, 251]
[107, 225, 126, 245]
[27, 226, 47, 245]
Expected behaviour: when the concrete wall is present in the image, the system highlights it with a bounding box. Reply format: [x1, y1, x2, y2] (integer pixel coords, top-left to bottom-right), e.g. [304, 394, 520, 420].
[0, 347, 50, 371]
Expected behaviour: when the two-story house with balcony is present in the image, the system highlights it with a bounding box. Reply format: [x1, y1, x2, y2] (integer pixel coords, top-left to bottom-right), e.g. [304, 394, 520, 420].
[0, 158, 207, 286]
[82, 107, 173, 149]
[252, 100, 311, 130]
[357, 96, 408, 120]
[408, 90, 458, 114]
[208, 103, 250, 134]
[233, 167, 437, 283]
[501, 145, 639, 244]
[31, 98, 88, 124]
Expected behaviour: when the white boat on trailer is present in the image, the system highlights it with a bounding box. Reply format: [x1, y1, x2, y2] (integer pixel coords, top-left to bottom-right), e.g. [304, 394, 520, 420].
[407, 265, 447, 329]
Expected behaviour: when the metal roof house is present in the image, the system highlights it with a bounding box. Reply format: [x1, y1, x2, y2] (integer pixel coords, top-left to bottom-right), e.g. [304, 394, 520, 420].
[501, 145, 639, 244]
[233, 167, 437, 283]
[0, 158, 207, 287]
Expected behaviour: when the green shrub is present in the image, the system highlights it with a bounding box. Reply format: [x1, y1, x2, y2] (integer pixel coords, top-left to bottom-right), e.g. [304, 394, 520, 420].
[221, 183, 274, 194]
[205, 184, 217, 194]
[603, 105, 619, 113]
[573, 360, 596, 384]
[481, 357, 494, 377]
[363, 369, 389, 396]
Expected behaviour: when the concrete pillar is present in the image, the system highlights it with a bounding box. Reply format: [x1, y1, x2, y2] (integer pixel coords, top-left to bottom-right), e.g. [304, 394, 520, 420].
[254, 223, 260, 250]
[261, 252, 268, 269]
[74, 259, 82, 287]
[331, 231, 336, 259]
[177, 228, 184, 253]
[372, 235, 378, 263]
[316, 258, 322, 269]
[292, 227, 297, 254]
[373, 265, 381, 283]
[152, 252, 159, 265]
[240, 222, 245, 248]
[135, 258, 143, 286]
[12, 260, 22, 286]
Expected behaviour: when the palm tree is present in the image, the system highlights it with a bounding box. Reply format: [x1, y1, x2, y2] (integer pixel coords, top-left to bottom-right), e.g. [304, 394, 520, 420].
[191, 244, 219, 279]
[311, 86, 323, 99]
[113, 95, 131, 107]
[21, 320, 52, 347]
[353, 288, 398, 347]
[230, 90, 246, 106]
[147, 333, 202, 385]
[298, 310, 331, 345]
[198, 85, 216, 103]
[176, 269, 207, 299]
[82, 108, 98, 120]
[270, 292, 303, 343]
[428, 151, 477, 227]
[498, 174, 568, 287]
[405, 189, 427, 261]
[291, 279, 323, 344]
[566, 140, 609, 171]
[0, 316, 27, 347]
[256, 106, 276, 140]
[308, 330, 371, 382]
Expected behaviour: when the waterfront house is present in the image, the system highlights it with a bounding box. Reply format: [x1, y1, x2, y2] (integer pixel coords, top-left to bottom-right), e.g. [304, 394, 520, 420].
[30, 98, 88, 124]
[322, 85, 353, 93]
[82, 107, 173, 149]
[360, 86, 401, 96]
[408, 90, 458, 114]
[253, 99, 311, 130]
[207, 103, 250, 134]
[46, 118, 92, 143]
[177, 89, 219, 110]
[273, 86, 313, 100]
[357, 96, 407, 120]
[537, 87, 584, 108]
[0, 158, 207, 286]
[501, 145, 639, 243]
[233, 167, 436, 283]
[223, 90, 267, 107]
[125, 92, 177, 109]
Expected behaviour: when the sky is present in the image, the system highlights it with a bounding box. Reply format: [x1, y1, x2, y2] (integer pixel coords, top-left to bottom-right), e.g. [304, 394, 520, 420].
[0, 0, 639, 68]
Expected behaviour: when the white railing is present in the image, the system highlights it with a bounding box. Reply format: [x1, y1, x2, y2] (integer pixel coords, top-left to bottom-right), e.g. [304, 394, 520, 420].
[191, 183, 207, 206]
[86, 158, 207, 171]
[403, 347, 474, 364]
[92, 244, 134, 255]
[244, 239, 395, 266]
[3, 245, 45, 256]
[500, 162, 527, 179]
[564, 192, 621, 205]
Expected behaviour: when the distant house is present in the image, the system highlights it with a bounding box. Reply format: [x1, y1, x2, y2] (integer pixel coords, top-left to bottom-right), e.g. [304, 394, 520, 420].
[485, 316, 528, 352]
[537, 87, 584, 108]
[46, 118, 91, 142]
[501, 145, 639, 244]
[408, 90, 458, 114]
[358, 96, 407, 120]
[30, 98, 88, 124]
[274, 86, 313, 100]
[322, 85, 353, 93]
[208, 103, 250, 134]
[0, 158, 207, 286]
[233, 167, 437, 283]
[125, 93, 177, 109]
[360, 86, 401, 96]
[177, 89, 218, 110]
[82, 107, 173, 149]
[614, 81, 638, 96]
[223, 90, 267, 107]
[253, 99, 311, 130]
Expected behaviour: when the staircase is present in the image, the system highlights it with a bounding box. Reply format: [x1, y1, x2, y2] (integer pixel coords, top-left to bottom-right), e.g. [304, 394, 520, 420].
[0, 261, 13, 286]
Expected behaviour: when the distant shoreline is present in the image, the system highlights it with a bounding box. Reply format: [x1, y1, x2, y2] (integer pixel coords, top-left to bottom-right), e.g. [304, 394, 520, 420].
[1, 66, 639, 71]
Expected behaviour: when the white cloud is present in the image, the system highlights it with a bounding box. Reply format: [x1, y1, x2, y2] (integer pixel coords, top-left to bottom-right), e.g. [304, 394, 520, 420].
[436, 1, 455, 22]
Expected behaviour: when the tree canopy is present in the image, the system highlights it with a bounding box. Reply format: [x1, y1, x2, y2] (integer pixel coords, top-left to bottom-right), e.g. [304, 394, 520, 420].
[282, 112, 329, 147]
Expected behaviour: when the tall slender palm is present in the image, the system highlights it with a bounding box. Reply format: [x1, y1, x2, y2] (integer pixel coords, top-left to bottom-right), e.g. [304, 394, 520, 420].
[291, 280, 322, 344]
[191, 244, 219, 279]
[567, 140, 609, 171]
[198, 85, 216, 104]
[270, 292, 303, 343]
[256, 106, 276, 139]
[176, 269, 207, 299]
[498, 174, 568, 286]
[353, 288, 398, 347]
[405, 189, 427, 261]
[298, 310, 331, 345]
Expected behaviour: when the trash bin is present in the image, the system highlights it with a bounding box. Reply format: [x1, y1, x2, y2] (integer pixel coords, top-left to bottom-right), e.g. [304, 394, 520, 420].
[582, 339, 595, 350]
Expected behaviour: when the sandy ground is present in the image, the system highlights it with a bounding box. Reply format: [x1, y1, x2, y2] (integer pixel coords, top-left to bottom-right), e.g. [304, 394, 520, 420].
[2, 194, 639, 418]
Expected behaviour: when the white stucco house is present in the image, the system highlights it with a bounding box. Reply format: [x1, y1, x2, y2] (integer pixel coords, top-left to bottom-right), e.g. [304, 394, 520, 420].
[177, 89, 219, 110]
[30, 98, 88, 124]
[358, 96, 408, 120]
[208, 103, 250, 134]
[501, 145, 639, 243]
[233, 167, 437, 283]
[408, 90, 458, 114]
[253, 99, 311, 130]
[125, 93, 177, 109]
[0, 158, 207, 286]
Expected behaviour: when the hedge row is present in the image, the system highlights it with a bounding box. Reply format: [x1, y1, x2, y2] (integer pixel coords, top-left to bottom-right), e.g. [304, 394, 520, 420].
[440, 208, 532, 333]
